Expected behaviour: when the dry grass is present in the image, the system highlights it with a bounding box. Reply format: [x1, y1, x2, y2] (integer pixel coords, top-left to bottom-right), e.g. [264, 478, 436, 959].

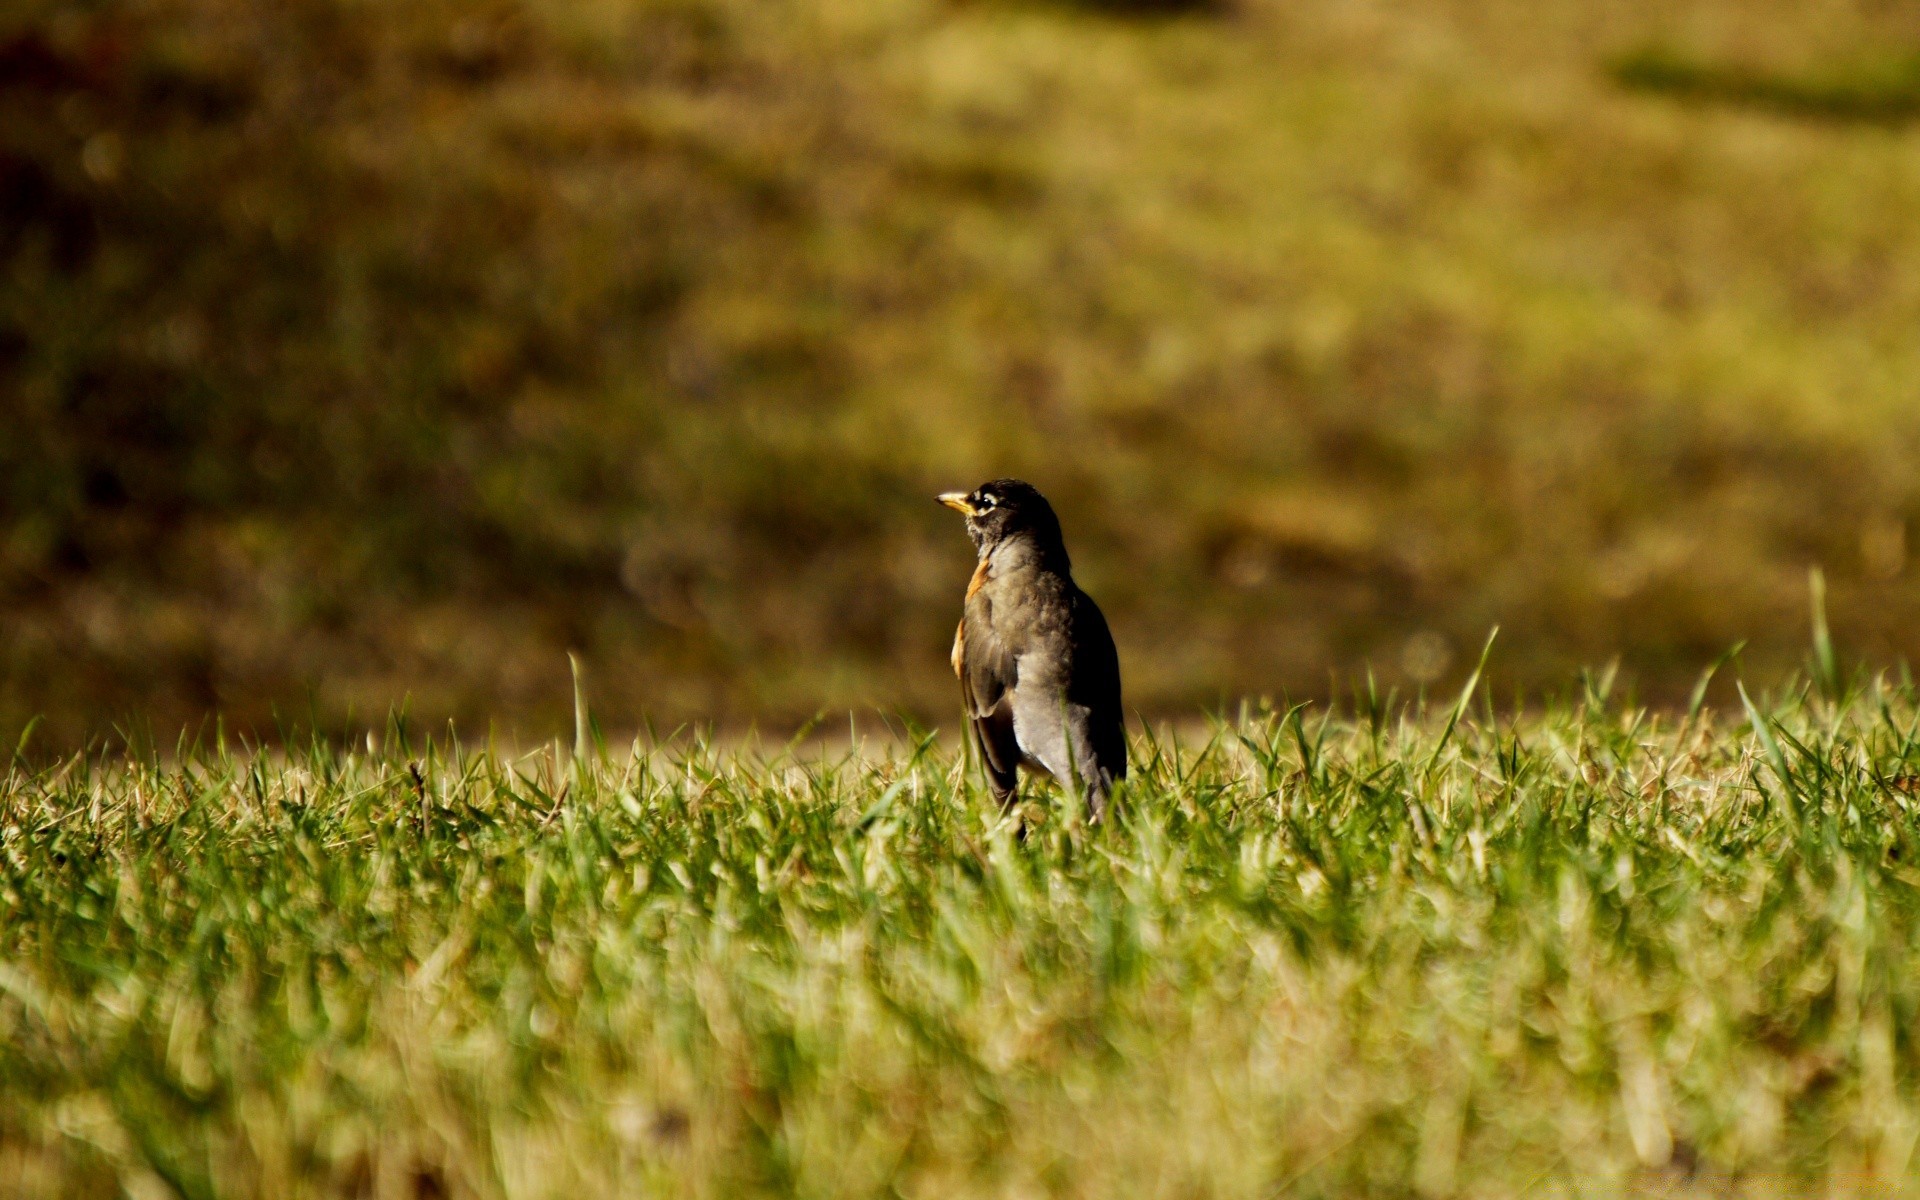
[7, 0, 1920, 740]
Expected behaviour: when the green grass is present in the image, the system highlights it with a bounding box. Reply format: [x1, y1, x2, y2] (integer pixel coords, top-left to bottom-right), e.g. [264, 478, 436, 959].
[10, 670, 1920, 1196]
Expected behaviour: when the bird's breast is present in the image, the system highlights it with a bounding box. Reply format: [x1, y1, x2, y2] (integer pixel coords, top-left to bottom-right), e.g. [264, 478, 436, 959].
[965, 558, 991, 601]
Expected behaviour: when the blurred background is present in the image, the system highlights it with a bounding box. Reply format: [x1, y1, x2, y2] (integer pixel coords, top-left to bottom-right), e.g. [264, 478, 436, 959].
[6, 0, 1920, 746]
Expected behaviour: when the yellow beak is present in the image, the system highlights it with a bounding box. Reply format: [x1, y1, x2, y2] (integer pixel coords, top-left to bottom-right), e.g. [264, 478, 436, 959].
[937, 492, 975, 515]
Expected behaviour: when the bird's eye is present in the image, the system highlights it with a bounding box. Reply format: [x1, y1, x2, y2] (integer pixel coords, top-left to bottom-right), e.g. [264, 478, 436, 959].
[977, 494, 997, 510]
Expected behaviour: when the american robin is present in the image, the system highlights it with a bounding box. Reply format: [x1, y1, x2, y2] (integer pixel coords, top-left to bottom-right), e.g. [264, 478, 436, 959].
[938, 479, 1126, 822]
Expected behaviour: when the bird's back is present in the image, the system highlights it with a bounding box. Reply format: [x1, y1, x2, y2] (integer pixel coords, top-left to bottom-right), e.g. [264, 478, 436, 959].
[1064, 585, 1126, 782]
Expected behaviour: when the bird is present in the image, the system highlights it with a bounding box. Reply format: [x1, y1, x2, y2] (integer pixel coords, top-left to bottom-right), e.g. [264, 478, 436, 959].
[938, 479, 1126, 823]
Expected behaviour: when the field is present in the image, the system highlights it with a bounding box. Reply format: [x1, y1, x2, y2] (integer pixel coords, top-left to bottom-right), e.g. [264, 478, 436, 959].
[11, 0, 1920, 740]
[16, 5, 1920, 1188]
[10, 660, 1920, 1198]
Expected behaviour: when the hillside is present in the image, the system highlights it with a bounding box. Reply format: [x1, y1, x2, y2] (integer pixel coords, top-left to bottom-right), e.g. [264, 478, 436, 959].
[8, 0, 1920, 740]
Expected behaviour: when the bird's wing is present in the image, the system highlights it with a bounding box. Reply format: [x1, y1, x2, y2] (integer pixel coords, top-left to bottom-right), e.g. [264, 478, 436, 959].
[1067, 587, 1126, 782]
[956, 602, 1021, 799]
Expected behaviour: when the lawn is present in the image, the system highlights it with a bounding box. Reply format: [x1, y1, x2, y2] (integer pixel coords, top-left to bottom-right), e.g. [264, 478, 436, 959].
[7, 664, 1920, 1197]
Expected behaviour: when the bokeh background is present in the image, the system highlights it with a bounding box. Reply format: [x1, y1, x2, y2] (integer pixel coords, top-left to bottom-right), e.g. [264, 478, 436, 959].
[7, 0, 1920, 745]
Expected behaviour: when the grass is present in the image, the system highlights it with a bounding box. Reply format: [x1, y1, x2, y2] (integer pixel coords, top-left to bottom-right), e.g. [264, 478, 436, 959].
[13, 0, 1920, 741]
[10, 664, 1920, 1196]
[1611, 46, 1920, 123]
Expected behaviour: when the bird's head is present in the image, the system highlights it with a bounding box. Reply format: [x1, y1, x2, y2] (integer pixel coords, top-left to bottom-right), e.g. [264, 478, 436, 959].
[937, 479, 1068, 564]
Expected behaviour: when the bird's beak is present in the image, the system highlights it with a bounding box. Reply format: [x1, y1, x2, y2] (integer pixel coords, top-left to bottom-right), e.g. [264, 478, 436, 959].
[937, 492, 975, 515]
